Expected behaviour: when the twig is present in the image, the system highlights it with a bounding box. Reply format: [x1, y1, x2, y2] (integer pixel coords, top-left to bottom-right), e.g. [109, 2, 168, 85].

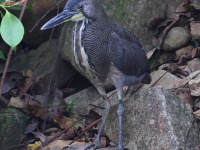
[0, 0, 28, 97]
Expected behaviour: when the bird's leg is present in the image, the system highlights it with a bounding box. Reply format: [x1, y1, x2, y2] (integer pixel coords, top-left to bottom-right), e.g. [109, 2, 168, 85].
[84, 87, 110, 149]
[116, 86, 124, 150]
[94, 96, 110, 145]
[118, 98, 124, 150]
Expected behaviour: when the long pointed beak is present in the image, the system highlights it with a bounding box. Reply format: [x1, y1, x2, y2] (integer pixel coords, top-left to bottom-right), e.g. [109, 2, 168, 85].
[41, 10, 83, 30]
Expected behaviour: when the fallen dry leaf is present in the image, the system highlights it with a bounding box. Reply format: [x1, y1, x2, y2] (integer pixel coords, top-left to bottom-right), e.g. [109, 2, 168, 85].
[8, 97, 26, 108]
[188, 73, 200, 96]
[27, 101, 45, 119]
[27, 141, 41, 150]
[175, 0, 190, 13]
[193, 110, 200, 117]
[53, 116, 84, 140]
[43, 140, 88, 150]
[175, 46, 193, 60]
[176, 70, 200, 89]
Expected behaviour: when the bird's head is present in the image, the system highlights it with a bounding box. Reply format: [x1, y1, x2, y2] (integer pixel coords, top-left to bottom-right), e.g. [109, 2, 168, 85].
[41, 0, 106, 30]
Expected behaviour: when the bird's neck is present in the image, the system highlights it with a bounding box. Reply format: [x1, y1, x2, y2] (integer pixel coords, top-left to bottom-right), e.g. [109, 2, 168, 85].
[73, 20, 88, 70]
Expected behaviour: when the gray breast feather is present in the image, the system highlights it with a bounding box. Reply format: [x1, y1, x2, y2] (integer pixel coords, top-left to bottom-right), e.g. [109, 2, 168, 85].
[82, 23, 111, 80]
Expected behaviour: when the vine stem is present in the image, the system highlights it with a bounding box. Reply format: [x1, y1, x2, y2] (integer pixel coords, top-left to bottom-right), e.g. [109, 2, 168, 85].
[0, 0, 28, 97]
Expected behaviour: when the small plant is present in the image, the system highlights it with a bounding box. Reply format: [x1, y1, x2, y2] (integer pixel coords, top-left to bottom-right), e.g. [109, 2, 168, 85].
[66, 98, 74, 114]
[0, 0, 30, 96]
[0, 0, 31, 59]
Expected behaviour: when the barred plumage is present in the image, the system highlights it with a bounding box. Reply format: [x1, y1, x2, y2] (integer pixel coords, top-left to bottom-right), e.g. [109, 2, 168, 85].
[41, 0, 151, 149]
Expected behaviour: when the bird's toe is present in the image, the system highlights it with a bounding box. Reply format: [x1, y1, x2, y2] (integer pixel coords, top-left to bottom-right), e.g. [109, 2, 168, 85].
[83, 140, 101, 150]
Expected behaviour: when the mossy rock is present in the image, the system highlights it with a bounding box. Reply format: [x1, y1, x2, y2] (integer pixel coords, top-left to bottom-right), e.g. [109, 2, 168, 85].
[0, 108, 29, 150]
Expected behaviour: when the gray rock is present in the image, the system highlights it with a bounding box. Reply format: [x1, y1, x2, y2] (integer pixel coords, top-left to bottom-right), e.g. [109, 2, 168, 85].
[190, 21, 200, 39]
[64, 86, 101, 116]
[10, 39, 76, 93]
[59, 23, 75, 66]
[142, 70, 181, 90]
[0, 108, 29, 150]
[162, 27, 191, 51]
[104, 87, 199, 150]
[64, 85, 125, 118]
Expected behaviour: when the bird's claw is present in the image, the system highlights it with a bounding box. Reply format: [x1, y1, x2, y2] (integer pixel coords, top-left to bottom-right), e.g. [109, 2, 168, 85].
[84, 140, 101, 150]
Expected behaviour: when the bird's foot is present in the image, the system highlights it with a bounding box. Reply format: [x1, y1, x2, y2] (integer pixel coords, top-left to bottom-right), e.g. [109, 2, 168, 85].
[84, 140, 101, 150]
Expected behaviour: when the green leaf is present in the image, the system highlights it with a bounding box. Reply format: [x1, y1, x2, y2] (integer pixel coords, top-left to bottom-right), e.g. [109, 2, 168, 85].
[7, 5, 22, 10]
[74, 122, 83, 129]
[65, 98, 74, 114]
[0, 10, 24, 48]
[0, 0, 5, 3]
[0, 50, 6, 60]
[7, 3, 33, 10]
[0, 11, 4, 18]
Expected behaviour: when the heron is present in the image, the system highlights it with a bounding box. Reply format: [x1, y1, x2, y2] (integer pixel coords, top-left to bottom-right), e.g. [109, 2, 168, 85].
[41, 0, 151, 149]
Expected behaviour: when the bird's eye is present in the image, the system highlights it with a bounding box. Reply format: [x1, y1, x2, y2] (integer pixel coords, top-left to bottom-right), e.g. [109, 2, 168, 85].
[77, 5, 83, 10]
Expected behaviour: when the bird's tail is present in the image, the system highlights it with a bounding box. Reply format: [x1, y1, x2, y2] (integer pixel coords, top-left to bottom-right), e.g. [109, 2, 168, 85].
[141, 73, 151, 84]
